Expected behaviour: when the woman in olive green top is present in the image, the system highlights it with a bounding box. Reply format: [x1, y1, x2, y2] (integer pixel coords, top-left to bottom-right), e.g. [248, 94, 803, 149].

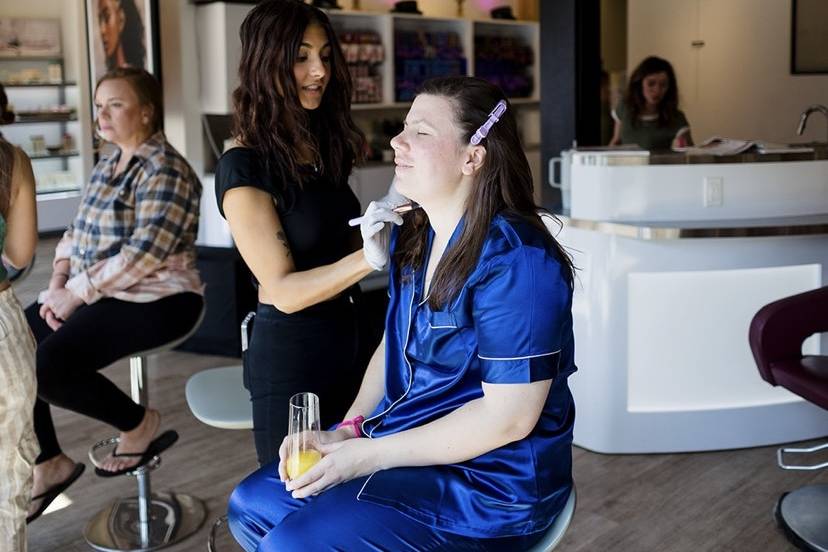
[609, 56, 693, 150]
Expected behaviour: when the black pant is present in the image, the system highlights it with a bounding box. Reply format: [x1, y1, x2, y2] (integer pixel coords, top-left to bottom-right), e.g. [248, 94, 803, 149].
[26, 293, 203, 464]
[246, 296, 363, 466]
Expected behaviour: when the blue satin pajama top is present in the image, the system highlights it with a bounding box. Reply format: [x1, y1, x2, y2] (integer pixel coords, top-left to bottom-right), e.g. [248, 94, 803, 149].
[356, 213, 576, 538]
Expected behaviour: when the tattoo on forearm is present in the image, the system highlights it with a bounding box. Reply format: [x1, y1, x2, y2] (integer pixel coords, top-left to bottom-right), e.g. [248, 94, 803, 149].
[277, 230, 291, 257]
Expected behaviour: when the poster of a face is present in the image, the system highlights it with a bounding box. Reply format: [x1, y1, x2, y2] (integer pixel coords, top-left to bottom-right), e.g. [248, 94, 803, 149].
[86, 0, 156, 86]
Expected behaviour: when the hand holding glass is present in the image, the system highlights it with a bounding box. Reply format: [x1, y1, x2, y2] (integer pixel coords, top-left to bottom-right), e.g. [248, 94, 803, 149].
[286, 392, 322, 480]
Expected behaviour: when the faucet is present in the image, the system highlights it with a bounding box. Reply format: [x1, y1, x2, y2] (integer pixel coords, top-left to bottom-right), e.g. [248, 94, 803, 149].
[796, 104, 828, 143]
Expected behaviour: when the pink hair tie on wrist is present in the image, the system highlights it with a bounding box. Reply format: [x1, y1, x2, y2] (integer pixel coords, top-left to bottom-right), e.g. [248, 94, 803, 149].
[336, 415, 365, 438]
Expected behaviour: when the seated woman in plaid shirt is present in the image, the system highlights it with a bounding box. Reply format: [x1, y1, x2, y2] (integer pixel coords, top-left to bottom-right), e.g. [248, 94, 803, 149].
[24, 68, 203, 522]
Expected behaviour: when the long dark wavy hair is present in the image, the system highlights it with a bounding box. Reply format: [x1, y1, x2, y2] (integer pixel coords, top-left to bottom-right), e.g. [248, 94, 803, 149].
[0, 84, 14, 218]
[232, 0, 365, 186]
[102, 0, 146, 70]
[624, 56, 680, 128]
[394, 77, 575, 310]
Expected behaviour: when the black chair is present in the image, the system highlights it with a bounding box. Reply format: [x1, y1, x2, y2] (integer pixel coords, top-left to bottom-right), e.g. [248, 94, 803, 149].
[750, 286, 828, 551]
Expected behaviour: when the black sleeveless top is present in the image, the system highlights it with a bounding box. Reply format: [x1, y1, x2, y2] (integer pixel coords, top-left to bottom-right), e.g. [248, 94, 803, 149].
[215, 147, 361, 272]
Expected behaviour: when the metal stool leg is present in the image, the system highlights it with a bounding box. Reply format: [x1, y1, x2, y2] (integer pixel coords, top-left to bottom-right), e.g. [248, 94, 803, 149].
[207, 515, 228, 552]
[84, 355, 207, 552]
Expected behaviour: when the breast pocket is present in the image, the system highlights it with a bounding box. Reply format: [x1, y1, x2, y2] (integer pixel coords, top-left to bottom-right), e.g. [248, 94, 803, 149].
[408, 309, 472, 375]
[109, 188, 136, 237]
[428, 310, 458, 330]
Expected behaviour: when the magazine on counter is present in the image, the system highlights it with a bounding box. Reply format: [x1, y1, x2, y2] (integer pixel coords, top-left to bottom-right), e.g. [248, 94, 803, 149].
[673, 136, 815, 156]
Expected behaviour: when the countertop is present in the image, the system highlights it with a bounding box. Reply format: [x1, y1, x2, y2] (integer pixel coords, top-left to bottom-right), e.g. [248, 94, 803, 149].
[553, 212, 828, 240]
[648, 144, 828, 164]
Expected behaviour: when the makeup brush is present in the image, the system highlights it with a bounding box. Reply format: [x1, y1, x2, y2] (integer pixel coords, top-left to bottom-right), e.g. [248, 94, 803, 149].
[348, 202, 420, 227]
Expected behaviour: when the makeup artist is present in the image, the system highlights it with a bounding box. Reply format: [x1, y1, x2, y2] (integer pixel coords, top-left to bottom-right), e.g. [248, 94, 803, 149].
[215, 0, 400, 465]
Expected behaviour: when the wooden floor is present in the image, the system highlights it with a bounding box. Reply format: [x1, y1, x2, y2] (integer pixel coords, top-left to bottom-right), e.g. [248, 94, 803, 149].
[19, 238, 825, 552]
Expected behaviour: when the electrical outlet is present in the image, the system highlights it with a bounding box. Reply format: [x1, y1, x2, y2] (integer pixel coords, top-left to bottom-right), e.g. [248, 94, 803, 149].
[703, 177, 723, 207]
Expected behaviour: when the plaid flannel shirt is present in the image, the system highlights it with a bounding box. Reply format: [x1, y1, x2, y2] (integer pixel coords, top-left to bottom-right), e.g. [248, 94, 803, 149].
[50, 132, 203, 304]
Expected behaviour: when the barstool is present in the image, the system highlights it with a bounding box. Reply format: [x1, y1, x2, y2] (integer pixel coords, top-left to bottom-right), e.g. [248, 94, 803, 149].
[185, 311, 255, 551]
[526, 487, 577, 552]
[84, 305, 207, 552]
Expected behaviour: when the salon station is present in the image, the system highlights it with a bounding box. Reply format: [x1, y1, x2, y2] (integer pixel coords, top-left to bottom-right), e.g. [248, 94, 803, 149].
[1, 0, 827, 551]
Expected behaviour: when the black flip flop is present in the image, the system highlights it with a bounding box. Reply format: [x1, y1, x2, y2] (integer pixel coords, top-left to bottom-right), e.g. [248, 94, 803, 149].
[26, 462, 85, 524]
[94, 430, 179, 478]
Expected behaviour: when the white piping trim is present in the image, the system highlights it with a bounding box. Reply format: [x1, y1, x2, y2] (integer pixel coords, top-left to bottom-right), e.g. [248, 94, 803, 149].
[478, 349, 561, 361]
[356, 471, 377, 500]
[363, 285, 416, 437]
[428, 323, 457, 329]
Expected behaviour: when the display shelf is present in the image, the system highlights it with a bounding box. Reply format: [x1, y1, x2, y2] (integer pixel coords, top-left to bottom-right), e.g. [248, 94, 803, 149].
[2, 51, 86, 228]
[37, 185, 82, 195]
[1, 81, 77, 88]
[12, 115, 78, 124]
[194, 4, 542, 204]
[0, 55, 64, 62]
[329, 11, 390, 105]
[473, 19, 540, 101]
[29, 150, 80, 160]
[195, 4, 539, 110]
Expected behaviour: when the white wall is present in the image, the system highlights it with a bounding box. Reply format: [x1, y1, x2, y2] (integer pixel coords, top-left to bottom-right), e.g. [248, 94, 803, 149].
[159, 0, 203, 172]
[628, 0, 828, 145]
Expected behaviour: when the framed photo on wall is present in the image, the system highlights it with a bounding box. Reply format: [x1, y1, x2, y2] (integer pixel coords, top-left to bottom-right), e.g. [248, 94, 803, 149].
[791, 0, 828, 74]
[85, 0, 161, 87]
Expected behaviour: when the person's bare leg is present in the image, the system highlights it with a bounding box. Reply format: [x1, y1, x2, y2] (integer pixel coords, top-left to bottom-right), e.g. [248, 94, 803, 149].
[28, 454, 77, 518]
[99, 409, 161, 473]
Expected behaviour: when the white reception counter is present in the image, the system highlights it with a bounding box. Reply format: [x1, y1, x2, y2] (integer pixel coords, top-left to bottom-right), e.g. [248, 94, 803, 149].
[557, 149, 828, 453]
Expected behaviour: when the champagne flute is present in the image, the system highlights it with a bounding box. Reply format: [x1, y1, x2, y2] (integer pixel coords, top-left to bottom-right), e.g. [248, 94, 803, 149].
[286, 392, 322, 480]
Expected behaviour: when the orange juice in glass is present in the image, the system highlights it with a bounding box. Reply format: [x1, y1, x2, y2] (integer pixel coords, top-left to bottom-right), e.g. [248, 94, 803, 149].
[286, 392, 321, 480]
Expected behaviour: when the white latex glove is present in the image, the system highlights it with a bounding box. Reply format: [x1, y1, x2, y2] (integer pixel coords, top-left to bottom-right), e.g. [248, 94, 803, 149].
[361, 200, 404, 271]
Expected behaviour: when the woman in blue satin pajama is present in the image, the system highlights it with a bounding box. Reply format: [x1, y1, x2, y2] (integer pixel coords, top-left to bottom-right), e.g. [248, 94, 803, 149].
[228, 76, 577, 552]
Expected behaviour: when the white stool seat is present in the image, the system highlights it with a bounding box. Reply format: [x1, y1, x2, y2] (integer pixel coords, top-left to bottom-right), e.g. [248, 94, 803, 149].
[526, 487, 576, 552]
[185, 366, 253, 430]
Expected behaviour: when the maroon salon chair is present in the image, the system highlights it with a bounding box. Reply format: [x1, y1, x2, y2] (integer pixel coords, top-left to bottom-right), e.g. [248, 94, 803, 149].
[750, 286, 828, 552]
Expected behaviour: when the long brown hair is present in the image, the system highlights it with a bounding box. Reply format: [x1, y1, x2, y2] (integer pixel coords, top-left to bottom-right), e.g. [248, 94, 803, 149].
[232, 0, 365, 186]
[0, 83, 14, 218]
[394, 77, 575, 309]
[624, 56, 680, 128]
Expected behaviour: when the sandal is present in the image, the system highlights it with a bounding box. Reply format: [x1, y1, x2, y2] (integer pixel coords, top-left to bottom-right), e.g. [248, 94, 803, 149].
[94, 430, 179, 478]
[27, 462, 85, 524]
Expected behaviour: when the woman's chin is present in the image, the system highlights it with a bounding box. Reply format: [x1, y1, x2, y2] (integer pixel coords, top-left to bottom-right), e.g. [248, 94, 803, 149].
[392, 179, 416, 202]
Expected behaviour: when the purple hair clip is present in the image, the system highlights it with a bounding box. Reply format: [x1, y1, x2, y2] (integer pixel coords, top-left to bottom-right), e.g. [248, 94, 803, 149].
[470, 100, 508, 145]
